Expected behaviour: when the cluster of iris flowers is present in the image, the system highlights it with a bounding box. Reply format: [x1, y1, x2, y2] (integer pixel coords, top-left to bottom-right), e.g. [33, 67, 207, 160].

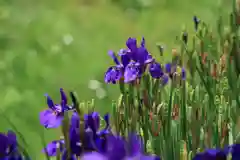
[38, 88, 161, 160]
[104, 37, 186, 86]
[0, 34, 240, 160]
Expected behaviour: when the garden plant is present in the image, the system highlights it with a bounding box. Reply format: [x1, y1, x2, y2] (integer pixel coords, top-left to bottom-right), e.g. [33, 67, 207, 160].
[1, 0, 240, 159]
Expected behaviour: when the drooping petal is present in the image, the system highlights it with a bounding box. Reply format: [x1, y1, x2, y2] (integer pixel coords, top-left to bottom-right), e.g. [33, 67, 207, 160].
[42, 140, 64, 156]
[60, 88, 68, 106]
[39, 109, 63, 128]
[104, 67, 122, 84]
[45, 94, 55, 110]
[124, 63, 139, 83]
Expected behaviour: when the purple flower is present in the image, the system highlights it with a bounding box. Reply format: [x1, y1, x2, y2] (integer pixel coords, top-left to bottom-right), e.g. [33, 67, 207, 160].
[126, 134, 160, 160]
[68, 112, 110, 156]
[104, 66, 122, 84]
[85, 112, 100, 134]
[135, 47, 153, 65]
[42, 140, 64, 156]
[149, 62, 164, 79]
[39, 88, 73, 129]
[192, 149, 227, 160]
[124, 62, 140, 83]
[81, 134, 161, 160]
[126, 37, 138, 52]
[126, 37, 153, 65]
[0, 131, 21, 159]
[70, 111, 88, 130]
[105, 135, 126, 160]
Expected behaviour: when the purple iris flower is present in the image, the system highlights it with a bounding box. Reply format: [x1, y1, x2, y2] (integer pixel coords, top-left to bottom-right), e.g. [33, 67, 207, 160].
[42, 139, 65, 156]
[124, 62, 140, 83]
[149, 62, 164, 79]
[39, 88, 74, 129]
[81, 134, 160, 160]
[192, 149, 227, 160]
[0, 131, 23, 159]
[104, 67, 122, 84]
[125, 134, 160, 160]
[68, 112, 110, 156]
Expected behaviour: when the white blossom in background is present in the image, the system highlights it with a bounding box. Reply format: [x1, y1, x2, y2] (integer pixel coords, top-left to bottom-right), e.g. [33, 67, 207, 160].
[63, 34, 74, 46]
[88, 79, 102, 90]
[96, 88, 106, 99]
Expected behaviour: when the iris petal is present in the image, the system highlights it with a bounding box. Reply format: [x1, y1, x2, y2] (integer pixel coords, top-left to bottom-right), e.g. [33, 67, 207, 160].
[39, 109, 63, 128]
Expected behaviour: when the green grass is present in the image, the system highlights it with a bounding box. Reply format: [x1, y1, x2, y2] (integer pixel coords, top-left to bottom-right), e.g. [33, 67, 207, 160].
[0, 0, 231, 158]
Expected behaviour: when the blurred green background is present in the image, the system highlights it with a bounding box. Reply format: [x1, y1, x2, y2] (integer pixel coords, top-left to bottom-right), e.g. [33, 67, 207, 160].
[0, 0, 231, 159]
